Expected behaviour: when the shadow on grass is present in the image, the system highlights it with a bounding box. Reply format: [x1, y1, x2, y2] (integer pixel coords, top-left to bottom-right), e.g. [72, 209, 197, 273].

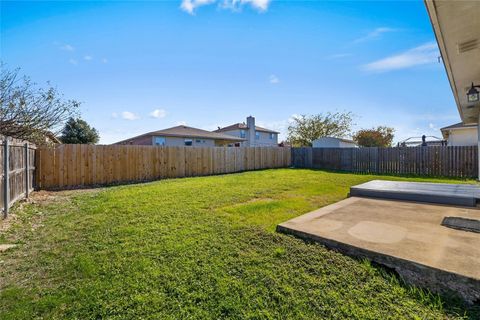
[365, 260, 480, 320]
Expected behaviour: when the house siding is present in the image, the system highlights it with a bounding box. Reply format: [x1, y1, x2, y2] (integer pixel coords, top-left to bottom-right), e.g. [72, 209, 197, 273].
[254, 131, 278, 147]
[216, 117, 278, 147]
[219, 129, 277, 146]
[446, 127, 478, 146]
[219, 130, 243, 139]
[161, 136, 217, 147]
[313, 137, 356, 148]
[214, 130, 275, 146]
[116, 135, 228, 147]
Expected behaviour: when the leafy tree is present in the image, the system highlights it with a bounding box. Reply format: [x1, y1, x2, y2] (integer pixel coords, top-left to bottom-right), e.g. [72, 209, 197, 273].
[60, 117, 99, 144]
[353, 126, 394, 147]
[287, 112, 354, 147]
[0, 64, 79, 144]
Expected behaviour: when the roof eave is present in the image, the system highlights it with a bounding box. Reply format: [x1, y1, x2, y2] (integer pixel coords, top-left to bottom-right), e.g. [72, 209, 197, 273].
[424, 0, 464, 122]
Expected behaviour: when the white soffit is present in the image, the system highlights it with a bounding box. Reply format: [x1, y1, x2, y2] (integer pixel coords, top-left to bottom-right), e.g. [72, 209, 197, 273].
[425, 0, 480, 124]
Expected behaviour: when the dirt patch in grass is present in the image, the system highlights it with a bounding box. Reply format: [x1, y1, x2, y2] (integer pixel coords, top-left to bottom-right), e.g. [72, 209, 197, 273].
[1, 189, 100, 237]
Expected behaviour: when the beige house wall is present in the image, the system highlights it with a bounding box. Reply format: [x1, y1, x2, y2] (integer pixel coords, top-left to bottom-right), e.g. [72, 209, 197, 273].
[254, 131, 278, 147]
[219, 129, 277, 147]
[446, 127, 478, 146]
[155, 136, 217, 147]
[313, 137, 356, 148]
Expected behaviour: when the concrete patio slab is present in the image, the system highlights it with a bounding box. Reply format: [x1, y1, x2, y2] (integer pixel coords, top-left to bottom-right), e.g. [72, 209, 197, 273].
[350, 180, 480, 207]
[277, 197, 480, 303]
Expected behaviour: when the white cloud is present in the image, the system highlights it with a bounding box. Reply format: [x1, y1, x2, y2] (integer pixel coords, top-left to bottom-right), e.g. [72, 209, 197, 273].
[181, 0, 271, 14]
[255, 114, 300, 141]
[68, 58, 78, 65]
[176, 121, 187, 126]
[288, 114, 300, 123]
[269, 74, 279, 84]
[428, 123, 441, 132]
[326, 53, 352, 60]
[362, 42, 439, 73]
[353, 27, 396, 44]
[84, 55, 93, 61]
[150, 109, 167, 119]
[181, 0, 215, 14]
[61, 44, 75, 51]
[221, 0, 271, 11]
[121, 111, 140, 121]
[245, 0, 270, 11]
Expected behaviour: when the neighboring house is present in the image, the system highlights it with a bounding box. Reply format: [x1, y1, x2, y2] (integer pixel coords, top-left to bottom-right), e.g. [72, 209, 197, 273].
[214, 116, 279, 147]
[313, 137, 357, 148]
[44, 131, 62, 145]
[440, 122, 478, 146]
[114, 125, 245, 147]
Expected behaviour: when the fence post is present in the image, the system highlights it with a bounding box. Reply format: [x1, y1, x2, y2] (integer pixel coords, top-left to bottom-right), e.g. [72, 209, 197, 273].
[3, 138, 9, 218]
[24, 142, 29, 198]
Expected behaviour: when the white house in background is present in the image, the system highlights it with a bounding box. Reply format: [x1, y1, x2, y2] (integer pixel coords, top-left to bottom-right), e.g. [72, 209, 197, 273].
[312, 137, 357, 148]
[214, 116, 279, 147]
[440, 122, 478, 146]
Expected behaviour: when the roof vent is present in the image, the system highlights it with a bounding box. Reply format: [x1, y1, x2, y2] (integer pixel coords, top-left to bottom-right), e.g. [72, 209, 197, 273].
[458, 39, 478, 53]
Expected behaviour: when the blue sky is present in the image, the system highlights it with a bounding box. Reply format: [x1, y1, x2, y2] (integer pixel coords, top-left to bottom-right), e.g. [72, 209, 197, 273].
[1, 0, 460, 144]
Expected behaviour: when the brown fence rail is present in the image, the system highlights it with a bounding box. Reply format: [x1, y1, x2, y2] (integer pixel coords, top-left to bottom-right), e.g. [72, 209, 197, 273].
[292, 146, 478, 178]
[1, 137, 36, 218]
[36, 145, 291, 189]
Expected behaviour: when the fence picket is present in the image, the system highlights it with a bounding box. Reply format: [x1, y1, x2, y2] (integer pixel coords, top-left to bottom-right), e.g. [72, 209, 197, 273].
[1, 137, 36, 217]
[291, 146, 477, 179]
[33, 145, 291, 189]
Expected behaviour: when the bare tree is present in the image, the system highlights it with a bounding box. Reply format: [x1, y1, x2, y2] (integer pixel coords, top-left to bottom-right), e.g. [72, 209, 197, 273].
[0, 64, 80, 143]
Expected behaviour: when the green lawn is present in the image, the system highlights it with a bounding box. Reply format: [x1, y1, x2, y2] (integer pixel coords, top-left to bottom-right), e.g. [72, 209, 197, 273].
[1, 169, 479, 319]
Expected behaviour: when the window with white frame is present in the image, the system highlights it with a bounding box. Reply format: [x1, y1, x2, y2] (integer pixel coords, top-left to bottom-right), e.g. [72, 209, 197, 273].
[269, 133, 275, 139]
[154, 136, 166, 146]
[184, 138, 193, 146]
[240, 130, 246, 138]
[255, 131, 260, 140]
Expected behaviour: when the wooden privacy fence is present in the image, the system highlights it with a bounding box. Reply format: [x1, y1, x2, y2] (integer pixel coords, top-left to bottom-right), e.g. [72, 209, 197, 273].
[36, 145, 291, 189]
[292, 146, 478, 178]
[1, 137, 36, 218]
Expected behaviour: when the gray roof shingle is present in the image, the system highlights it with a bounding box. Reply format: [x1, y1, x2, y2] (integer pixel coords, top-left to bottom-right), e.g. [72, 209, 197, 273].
[114, 125, 246, 144]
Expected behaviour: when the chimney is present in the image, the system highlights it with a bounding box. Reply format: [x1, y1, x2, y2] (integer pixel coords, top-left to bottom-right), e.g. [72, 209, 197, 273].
[246, 116, 255, 147]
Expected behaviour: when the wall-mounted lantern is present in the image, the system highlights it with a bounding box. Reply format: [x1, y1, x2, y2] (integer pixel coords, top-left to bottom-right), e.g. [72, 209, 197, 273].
[467, 82, 480, 103]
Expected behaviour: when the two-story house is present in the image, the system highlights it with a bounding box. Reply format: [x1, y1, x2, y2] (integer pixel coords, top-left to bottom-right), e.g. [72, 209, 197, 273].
[214, 116, 279, 147]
